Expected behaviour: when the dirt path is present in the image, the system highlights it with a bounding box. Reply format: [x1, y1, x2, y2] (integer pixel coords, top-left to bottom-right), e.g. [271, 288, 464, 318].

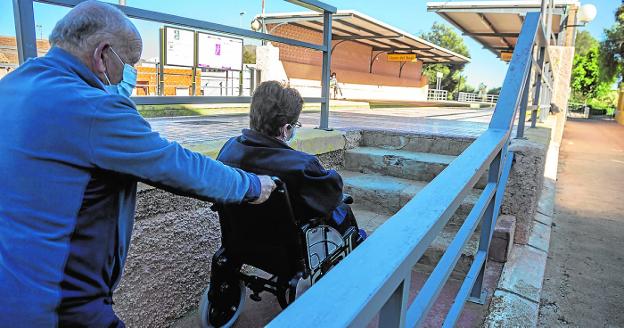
[538, 119, 624, 327]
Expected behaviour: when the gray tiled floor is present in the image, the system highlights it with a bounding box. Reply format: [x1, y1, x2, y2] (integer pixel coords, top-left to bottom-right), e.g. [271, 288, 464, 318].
[148, 107, 494, 145]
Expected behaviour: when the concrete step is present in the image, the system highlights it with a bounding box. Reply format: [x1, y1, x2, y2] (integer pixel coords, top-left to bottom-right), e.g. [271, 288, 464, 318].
[341, 170, 479, 227]
[351, 203, 480, 276]
[345, 147, 487, 188]
[360, 130, 475, 156]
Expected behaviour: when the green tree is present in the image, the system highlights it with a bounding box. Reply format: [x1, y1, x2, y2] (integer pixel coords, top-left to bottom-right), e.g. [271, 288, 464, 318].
[243, 45, 256, 64]
[487, 86, 502, 95]
[420, 22, 470, 97]
[571, 46, 601, 101]
[600, 4, 624, 83]
[575, 30, 599, 56]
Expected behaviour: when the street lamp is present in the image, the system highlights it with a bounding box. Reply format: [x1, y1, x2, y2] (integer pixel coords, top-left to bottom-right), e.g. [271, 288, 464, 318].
[239, 11, 246, 29]
[567, 3, 597, 27]
[250, 18, 262, 32]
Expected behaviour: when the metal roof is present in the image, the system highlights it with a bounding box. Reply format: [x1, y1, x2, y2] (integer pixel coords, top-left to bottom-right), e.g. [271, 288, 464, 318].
[259, 10, 470, 64]
[427, 1, 579, 58]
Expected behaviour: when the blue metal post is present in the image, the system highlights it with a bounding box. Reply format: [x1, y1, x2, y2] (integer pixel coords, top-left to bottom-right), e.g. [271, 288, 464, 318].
[516, 64, 532, 139]
[531, 46, 545, 127]
[12, 0, 38, 63]
[379, 275, 411, 328]
[469, 150, 502, 303]
[319, 10, 332, 130]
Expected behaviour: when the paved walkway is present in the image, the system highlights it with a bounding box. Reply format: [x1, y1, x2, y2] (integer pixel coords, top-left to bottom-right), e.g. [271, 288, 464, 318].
[538, 118, 624, 327]
[148, 107, 493, 145]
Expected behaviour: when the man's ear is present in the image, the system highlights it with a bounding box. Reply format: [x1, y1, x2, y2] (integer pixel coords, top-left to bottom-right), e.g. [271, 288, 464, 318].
[92, 42, 109, 75]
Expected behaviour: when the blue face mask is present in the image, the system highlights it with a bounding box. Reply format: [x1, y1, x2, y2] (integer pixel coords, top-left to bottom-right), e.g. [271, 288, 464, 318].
[103, 47, 137, 98]
[287, 126, 297, 142]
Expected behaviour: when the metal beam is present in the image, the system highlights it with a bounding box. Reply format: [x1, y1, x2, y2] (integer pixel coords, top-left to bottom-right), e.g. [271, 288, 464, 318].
[372, 46, 433, 52]
[285, 0, 336, 14]
[291, 21, 381, 52]
[478, 13, 513, 49]
[307, 20, 397, 50]
[335, 18, 419, 51]
[427, 6, 566, 16]
[131, 96, 324, 105]
[261, 13, 351, 25]
[332, 34, 401, 41]
[319, 11, 332, 130]
[35, 0, 327, 52]
[12, 0, 38, 63]
[464, 32, 518, 37]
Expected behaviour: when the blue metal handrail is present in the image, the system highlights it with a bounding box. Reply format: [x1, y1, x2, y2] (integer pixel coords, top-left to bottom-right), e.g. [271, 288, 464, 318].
[268, 11, 550, 327]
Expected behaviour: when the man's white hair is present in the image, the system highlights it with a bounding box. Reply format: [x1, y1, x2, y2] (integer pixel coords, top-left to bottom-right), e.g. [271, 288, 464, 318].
[49, 1, 140, 61]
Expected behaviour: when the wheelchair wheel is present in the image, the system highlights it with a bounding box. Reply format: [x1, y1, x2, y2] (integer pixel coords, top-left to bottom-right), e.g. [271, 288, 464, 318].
[199, 281, 246, 328]
[276, 285, 296, 310]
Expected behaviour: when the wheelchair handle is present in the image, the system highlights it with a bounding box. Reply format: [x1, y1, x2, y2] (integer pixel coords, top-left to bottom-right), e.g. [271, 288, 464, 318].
[271, 176, 284, 187]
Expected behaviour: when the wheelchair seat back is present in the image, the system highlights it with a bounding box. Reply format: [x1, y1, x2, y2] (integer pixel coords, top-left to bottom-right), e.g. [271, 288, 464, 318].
[214, 179, 307, 279]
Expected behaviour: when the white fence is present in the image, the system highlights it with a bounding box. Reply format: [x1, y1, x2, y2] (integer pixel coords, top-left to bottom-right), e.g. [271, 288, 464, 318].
[427, 89, 448, 101]
[458, 92, 499, 104]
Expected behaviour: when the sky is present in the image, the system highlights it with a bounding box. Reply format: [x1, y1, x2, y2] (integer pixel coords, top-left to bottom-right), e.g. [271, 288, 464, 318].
[0, 0, 620, 89]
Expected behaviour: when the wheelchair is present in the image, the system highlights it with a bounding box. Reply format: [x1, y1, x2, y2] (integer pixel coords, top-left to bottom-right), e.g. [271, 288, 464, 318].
[199, 177, 363, 327]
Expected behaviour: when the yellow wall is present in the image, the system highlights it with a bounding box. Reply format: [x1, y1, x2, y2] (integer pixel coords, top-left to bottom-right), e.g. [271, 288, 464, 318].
[136, 66, 201, 96]
[616, 88, 624, 125]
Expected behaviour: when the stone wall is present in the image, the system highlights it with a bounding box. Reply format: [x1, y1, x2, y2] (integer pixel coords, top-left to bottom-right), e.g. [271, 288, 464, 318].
[114, 186, 218, 327]
[501, 127, 551, 244]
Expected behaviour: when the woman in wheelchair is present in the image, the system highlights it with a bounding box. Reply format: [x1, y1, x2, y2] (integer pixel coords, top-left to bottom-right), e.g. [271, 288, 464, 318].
[199, 81, 366, 327]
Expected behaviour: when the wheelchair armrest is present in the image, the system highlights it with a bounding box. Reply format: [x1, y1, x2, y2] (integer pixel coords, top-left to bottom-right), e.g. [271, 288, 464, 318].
[342, 194, 353, 205]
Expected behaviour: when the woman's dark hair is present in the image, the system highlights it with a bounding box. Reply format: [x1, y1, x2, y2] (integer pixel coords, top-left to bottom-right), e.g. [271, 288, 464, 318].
[249, 81, 304, 136]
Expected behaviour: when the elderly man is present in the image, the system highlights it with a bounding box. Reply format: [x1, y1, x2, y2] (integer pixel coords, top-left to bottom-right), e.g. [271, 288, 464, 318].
[0, 2, 276, 327]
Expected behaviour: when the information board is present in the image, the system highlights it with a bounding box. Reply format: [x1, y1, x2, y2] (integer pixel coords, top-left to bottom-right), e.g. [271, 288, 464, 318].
[164, 27, 195, 67]
[197, 33, 243, 71]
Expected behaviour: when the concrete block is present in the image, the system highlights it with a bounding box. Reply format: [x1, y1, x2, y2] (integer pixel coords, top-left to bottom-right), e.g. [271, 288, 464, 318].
[537, 178, 555, 217]
[497, 244, 547, 303]
[534, 212, 552, 227]
[528, 221, 551, 253]
[488, 215, 516, 263]
[501, 131, 550, 244]
[340, 170, 420, 213]
[359, 130, 475, 156]
[484, 290, 539, 328]
[344, 147, 453, 182]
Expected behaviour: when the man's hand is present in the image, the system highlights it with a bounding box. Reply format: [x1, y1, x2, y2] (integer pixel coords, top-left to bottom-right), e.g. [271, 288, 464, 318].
[249, 175, 277, 204]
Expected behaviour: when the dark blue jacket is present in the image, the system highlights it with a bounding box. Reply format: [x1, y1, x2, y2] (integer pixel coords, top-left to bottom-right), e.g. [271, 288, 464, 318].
[217, 129, 343, 221]
[0, 47, 259, 327]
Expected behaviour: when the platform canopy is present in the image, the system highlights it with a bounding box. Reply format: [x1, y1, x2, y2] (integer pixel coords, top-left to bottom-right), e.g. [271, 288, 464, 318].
[259, 10, 470, 64]
[427, 0, 579, 59]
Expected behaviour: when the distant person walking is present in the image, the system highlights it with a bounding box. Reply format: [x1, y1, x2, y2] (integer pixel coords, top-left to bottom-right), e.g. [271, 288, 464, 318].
[330, 72, 343, 99]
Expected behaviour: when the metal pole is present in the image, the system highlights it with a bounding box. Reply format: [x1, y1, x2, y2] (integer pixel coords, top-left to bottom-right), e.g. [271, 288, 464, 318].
[469, 150, 502, 303]
[531, 46, 545, 127]
[379, 275, 411, 328]
[546, 0, 554, 45]
[191, 31, 198, 96]
[319, 10, 332, 130]
[158, 28, 165, 96]
[13, 0, 38, 64]
[516, 67, 531, 139]
[540, 0, 548, 32]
